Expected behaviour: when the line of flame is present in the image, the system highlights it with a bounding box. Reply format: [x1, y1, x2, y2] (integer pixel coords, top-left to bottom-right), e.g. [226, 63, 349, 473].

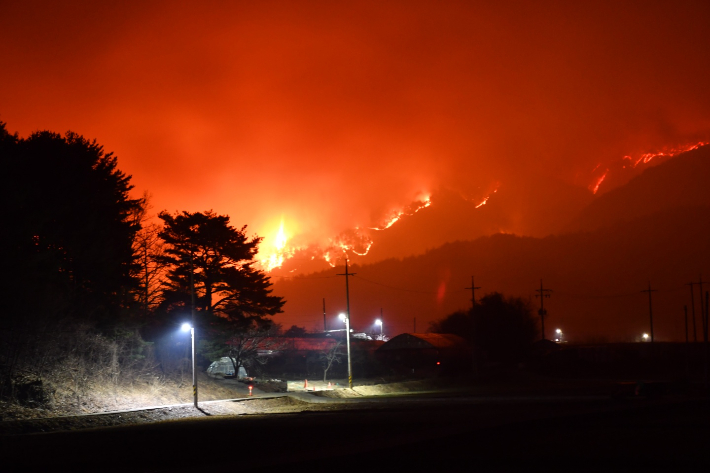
[589, 169, 609, 194]
[369, 197, 431, 231]
[592, 141, 708, 194]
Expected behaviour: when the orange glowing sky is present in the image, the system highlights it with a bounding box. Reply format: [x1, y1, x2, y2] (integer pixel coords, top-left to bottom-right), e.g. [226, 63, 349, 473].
[2, 0, 710, 269]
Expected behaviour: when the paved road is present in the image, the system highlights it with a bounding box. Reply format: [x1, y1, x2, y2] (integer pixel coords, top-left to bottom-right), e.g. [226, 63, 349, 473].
[3, 393, 709, 472]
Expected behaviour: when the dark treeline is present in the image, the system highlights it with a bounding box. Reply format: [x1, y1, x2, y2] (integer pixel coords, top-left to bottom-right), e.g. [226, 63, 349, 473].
[1, 123, 141, 329]
[429, 292, 539, 363]
[0, 122, 284, 401]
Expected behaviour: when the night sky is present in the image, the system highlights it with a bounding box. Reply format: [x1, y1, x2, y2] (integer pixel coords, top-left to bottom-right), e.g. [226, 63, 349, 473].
[3, 1, 710, 339]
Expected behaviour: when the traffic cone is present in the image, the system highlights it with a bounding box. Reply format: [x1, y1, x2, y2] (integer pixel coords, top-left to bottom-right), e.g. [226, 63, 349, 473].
[304, 379, 308, 389]
[327, 382, 332, 389]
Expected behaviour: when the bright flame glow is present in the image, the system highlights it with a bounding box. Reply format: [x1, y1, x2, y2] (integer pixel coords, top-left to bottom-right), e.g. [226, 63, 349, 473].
[632, 142, 707, 167]
[593, 142, 709, 193]
[475, 187, 499, 208]
[370, 195, 431, 231]
[589, 168, 609, 194]
[274, 221, 288, 250]
[260, 218, 298, 271]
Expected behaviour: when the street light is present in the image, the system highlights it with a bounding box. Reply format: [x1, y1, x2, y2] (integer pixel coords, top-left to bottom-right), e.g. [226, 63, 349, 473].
[375, 318, 383, 340]
[555, 328, 562, 343]
[181, 323, 197, 408]
[339, 312, 352, 388]
[642, 333, 650, 342]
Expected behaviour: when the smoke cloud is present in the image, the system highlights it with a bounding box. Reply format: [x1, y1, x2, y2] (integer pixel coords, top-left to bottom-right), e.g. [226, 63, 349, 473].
[2, 0, 710, 264]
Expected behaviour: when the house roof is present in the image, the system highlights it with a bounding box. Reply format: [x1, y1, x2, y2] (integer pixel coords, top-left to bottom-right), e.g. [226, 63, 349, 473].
[377, 333, 468, 351]
[255, 337, 339, 352]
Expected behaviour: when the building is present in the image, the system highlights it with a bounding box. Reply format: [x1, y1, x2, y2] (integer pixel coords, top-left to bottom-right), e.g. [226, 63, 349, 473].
[376, 333, 471, 375]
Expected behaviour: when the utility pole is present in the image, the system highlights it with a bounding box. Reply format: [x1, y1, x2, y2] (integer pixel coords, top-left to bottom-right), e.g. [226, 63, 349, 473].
[535, 279, 552, 341]
[465, 276, 481, 376]
[337, 259, 355, 389]
[684, 305, 690, 377]
[465, 276, 481, 310]
[641, 282, 657, 342]
[189, 249, 197, 408]
[704, 291, 709, 391]
[322, 298, 327, 332]
[687, 282, 698, 342]
[699, 276, 706, 337]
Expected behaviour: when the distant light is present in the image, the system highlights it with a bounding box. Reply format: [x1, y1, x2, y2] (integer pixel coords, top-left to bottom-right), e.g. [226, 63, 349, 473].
[642, 333, 649, 341]
[556, 329, 562, 334]
[181, 322, 191, 332]
[338, 313, 346, 321]
[375, 319, 382, 326]
[436, 361, 440, 365]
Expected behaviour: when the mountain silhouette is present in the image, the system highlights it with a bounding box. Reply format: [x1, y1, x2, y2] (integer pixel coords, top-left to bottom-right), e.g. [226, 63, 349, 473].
[565, 145, 710, 233]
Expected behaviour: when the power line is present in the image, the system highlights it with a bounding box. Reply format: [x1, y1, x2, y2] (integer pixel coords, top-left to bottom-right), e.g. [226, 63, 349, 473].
[353, 275, 450, 295]
[555, 290, 641, 299]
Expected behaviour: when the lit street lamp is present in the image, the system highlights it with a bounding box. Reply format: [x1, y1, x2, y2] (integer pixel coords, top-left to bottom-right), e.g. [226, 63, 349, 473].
[375, 318, 383, 340]
[338, 312, 353, 388]
[181, 322, 198, 408]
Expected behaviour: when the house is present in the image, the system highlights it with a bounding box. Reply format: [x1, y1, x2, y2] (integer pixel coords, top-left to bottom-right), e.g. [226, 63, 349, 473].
[376, 333, 471, 375]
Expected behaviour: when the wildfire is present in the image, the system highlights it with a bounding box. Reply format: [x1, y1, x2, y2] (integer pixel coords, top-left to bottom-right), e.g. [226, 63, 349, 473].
[370, 195, 431, 231]
[256, 187, 510, 272]
[630, 141, 707, 167]
[591, 141, 708, 195]
[475, 187, 499, 208]
[274, 220, 287, 250]
[589, 168, 609, 194]
[260, 218, 297, 272]
[258, 193, 434, 271]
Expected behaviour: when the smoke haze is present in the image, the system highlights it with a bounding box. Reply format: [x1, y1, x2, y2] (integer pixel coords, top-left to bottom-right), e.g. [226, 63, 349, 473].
[2, 0, 710, 266]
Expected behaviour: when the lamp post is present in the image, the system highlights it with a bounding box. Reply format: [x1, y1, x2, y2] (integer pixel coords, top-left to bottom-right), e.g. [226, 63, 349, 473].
[375, 318, 383, 340]
[181, 323, 197, 408]
[339, 313, 352, 389]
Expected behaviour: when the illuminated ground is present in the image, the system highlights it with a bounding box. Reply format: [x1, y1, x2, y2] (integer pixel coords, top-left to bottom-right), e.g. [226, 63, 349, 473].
[2, 379, 710, 471]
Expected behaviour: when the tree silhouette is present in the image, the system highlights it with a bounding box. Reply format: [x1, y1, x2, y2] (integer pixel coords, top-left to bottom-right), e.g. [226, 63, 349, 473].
[284, 325, 308, 337]
[130, 193, 167, 318]
[157, 210, 284, 328]
[1, 124, 142, 326]
[430, 292, 538, 362]
[1, 123, 142, 395]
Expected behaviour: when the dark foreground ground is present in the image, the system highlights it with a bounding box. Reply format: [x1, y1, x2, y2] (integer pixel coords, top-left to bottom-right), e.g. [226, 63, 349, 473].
[2, 388, 709, 472]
